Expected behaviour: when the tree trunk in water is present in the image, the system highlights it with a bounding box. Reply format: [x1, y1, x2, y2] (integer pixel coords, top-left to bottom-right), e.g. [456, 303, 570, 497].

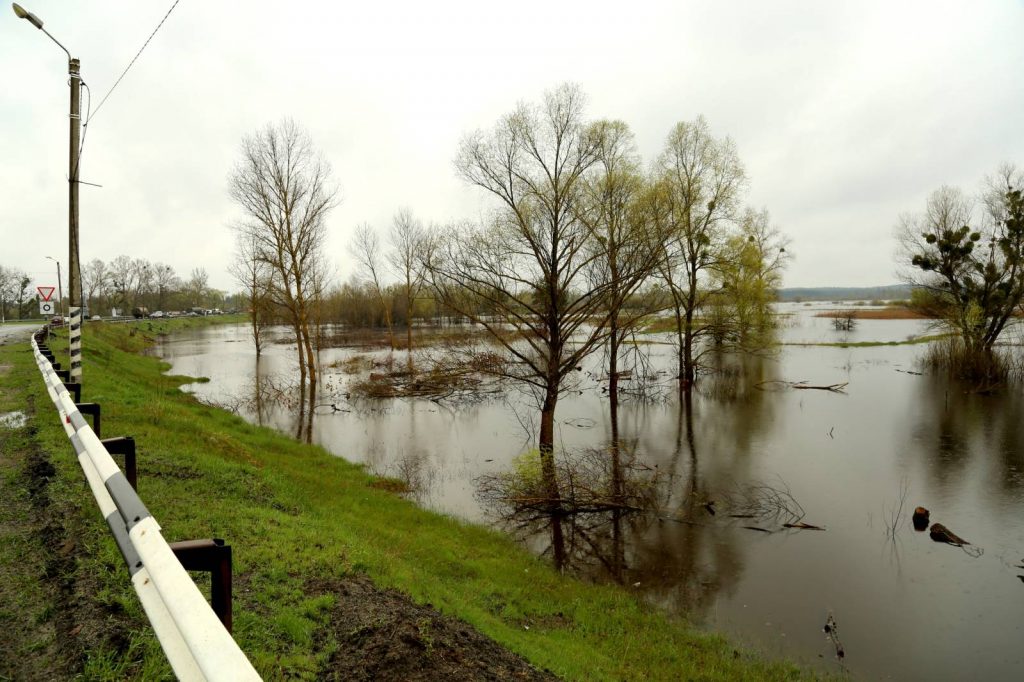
[538, 387, 561, 501]
[606, 337, 622, 503]
[293, 321, 307, 439]
[251, 310, 262, 359]
[682, 308, 695, 388]
[406, 314, 414, 368]
[300, 318, 318, 436]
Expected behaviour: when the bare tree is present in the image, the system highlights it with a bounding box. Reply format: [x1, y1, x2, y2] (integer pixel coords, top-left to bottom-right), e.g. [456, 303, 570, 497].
[187, 267, 210, 308]
[655, 116, 746, 389]
[109, 255, 136, 314]
[229, 119, 338, 423]
[229, 231, 273, 357]
[12, 271, 30, 319]
[579, 120, 665, 412]
[0, 265, 18, 322]
[429, 84, 644, 500]
[81, 258, 109, 315]
[131, 259, 154, 311]
[388, 208, 432, 364]
[152, 263, 179, 311]
[349, 222, 395, 349]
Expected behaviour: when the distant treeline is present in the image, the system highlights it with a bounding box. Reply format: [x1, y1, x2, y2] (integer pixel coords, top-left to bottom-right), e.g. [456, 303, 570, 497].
[777, 285, 912, 302]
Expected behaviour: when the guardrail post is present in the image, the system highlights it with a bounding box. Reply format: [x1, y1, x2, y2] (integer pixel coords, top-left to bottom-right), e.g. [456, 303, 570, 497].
[169, 539, 233, 632]
[76, 403, 101, 438]
[57, 369, 70, 382]
[62, 382, 81, 403]
[101, 436, 137, 491]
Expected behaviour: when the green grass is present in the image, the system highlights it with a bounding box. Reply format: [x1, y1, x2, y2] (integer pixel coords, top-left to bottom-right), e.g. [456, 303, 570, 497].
[0, 321, 814, 680]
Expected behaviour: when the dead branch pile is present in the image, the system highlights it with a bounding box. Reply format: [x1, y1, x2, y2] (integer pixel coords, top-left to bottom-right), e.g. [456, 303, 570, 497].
[755, 379, 848, 393]
[351, 352, 506, 403]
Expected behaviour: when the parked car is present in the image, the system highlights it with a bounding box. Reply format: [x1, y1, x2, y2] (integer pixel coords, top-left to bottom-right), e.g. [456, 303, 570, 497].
[132, 307, 149, 319]
[50, 316, 64, 327]
[151, 311, 165, 319]
[90, 315, 102, 321]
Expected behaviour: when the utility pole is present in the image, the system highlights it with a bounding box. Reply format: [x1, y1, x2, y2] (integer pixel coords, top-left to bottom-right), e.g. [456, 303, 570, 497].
[68, 56, 82, 383]
[13, 3, 83, 385]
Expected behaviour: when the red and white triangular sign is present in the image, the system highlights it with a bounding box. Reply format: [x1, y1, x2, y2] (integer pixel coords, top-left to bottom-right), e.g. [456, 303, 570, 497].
[37, 286, 56, 302]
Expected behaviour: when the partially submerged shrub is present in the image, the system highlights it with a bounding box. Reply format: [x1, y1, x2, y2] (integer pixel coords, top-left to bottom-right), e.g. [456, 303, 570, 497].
[921, 335, 1011, 387]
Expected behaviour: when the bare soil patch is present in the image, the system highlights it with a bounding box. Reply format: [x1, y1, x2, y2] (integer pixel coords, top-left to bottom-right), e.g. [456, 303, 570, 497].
[814, 307, 929, 320]
[314, 574, 556, 681]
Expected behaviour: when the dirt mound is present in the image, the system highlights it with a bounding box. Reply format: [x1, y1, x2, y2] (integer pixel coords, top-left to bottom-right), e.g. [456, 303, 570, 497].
[316, 575, 556, 681]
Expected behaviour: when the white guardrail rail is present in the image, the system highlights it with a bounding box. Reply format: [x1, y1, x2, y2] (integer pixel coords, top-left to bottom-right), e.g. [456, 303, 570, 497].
[31, 331, 261, 681]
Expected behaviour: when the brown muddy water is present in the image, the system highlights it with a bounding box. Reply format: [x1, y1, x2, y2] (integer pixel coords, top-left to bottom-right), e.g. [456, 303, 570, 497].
[153, 303, 1024, 680]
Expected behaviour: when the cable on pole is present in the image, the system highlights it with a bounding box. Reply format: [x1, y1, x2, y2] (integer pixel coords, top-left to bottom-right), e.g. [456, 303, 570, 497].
[88, 0, 182, 123]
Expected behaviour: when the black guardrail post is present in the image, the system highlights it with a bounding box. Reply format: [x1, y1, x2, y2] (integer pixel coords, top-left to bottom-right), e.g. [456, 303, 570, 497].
[62, 382, 81, 403]
[76, 403, 101, 438]
[57, 369, 70, 381]
[101, 437, 137, 491]
[169, 539, 233, 632]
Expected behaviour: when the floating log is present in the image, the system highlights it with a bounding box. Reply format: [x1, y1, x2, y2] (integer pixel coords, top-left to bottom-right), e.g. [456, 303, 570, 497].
[755, 380, 848, 393]
[792, 381, 848, 392]
[929, 522, 970, 546]
[742, 526, 773, 533]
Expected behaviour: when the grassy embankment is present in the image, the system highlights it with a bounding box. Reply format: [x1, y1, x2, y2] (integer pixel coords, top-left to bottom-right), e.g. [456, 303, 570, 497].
[0, 317, 811, 680]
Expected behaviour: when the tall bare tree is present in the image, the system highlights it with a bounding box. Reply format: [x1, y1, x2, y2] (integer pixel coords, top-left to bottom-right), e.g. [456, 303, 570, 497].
[230, 119, 338, 421]
[579, 120, 665, 412]
[655, 116, 746, 388]
[349, 222, 396, 350]
[429, 84, 646, 499]
[388, 208, 432, 363]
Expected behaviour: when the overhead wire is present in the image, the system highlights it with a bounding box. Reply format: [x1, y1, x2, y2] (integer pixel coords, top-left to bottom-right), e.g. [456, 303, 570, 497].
[87, 0, 182, 124]
[75, 0, 182, 188]
[73, 80, 91, 183]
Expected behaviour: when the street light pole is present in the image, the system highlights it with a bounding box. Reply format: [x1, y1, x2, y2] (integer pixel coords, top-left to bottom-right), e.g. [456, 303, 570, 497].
[45, 256, 64, 324]
[13, 3, 83, 385]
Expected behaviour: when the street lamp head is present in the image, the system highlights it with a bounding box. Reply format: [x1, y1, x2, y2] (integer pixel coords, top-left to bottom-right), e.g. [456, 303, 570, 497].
[12, 3, 44, 30]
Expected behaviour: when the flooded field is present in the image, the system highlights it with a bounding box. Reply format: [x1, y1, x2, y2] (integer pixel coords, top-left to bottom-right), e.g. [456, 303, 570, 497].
[153, 304, 1024, 680]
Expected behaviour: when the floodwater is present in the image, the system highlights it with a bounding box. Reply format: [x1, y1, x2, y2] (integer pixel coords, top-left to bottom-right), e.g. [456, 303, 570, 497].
[153, 304, 1024, 680]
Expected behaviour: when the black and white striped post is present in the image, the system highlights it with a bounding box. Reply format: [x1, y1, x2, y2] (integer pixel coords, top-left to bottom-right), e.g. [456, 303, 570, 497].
[30, 330, 260, 680]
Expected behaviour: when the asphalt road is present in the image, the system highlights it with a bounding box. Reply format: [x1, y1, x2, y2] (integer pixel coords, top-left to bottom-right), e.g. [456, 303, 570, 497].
[0, 323, 35, 345]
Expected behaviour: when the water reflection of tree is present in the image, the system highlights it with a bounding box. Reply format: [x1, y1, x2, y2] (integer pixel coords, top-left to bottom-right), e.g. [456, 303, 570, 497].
[909, 373, 1024, 499]
[483, 381, 749, 620]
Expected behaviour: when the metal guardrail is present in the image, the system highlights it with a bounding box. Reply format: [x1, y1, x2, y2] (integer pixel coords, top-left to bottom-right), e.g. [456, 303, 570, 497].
[31, 330, 261, 681]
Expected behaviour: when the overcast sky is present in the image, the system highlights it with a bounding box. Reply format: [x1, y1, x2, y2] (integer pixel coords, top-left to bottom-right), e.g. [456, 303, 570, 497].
[3, 0, 1022, 294]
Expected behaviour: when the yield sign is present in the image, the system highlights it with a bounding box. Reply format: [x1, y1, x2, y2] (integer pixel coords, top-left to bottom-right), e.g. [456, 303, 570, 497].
[37, 286, 56, 302]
